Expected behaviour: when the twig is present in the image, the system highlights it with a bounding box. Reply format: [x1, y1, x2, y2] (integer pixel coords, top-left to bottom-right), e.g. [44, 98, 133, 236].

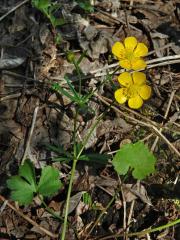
[0, 93, 21, 101]
[147, 55, 180, 65]
[118, 176, 127, 239]
[0, 0, 29, 22]
[147, 60, 180, 69]
[95, 218, 180, 240]
[21, 105, 40, 165]
[85, 195, 116, 240]
[0, 195, 58, 238]
[90, 54, 180, 75]
[151, 90, 176, 152]
[95, 93, 180, 158]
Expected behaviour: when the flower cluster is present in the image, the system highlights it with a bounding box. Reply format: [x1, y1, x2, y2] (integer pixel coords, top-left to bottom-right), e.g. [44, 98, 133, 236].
[112, 36, 151, 109]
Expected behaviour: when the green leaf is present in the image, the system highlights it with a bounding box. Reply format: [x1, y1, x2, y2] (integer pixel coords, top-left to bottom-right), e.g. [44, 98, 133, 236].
[45, 144, 72, 158]
[79, 153, 109, 164]
[51, 18, 65, 27]
[76, 0, 94, 12]
[82, 192, 92, 206]
[112, 141, 156, 180]
[7, 160, 37, 205]
[32, 0, 50, 10]
[64, 75, 81, 100]
[52, 157, 71, 162]
[52, 83, 76, 101]
[19, 159, 37, 192]
[7, 176, 35, 205]
[37, 166, 62, 196]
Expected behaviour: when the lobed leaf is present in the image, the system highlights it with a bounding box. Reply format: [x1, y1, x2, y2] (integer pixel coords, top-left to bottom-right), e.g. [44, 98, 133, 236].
[37, 166, 62, 196]
[112, 141, 156, 180]
[7, 176, 35, 205]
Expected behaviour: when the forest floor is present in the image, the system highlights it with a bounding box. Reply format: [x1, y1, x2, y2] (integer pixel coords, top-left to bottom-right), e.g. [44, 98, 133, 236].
[0, 0, 180, 239]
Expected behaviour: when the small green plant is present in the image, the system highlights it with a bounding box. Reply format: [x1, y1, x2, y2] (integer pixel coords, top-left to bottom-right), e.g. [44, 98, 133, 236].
[75, 0, 94, 12]
[31, 0, 65, 29]
[7, 160, 62, 205]
[52, 51, 95, 109]
[112, 141, 156, 180]
[52, 75, 93, 108]
[46, 144, 109, 164]
[82, 192, 92, 206]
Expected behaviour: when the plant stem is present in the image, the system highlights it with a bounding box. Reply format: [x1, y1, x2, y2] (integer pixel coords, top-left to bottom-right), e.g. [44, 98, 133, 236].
[61, 106, 114, 240]
[98, 218, 180, 240]
[85, 194, 116, 239]
[61, 120, 100, 240]
[74, 60, 82, 94]
[41, 198, 63, 221]
[60, 157, 78, 240]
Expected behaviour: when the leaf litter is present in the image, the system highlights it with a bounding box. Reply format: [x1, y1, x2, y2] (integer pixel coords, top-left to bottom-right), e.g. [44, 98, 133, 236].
[0, 0, 179, 239]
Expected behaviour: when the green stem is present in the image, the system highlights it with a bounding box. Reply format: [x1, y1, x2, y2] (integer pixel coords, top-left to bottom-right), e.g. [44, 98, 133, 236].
[76, 113, 104, 160]
[61, 101, 115, 240]
[135, 218, 180, 236]
[60, 158, 78, 240]
[74, 60, 82, 94]
[98, 218, 180, 240]
[60, 116, 101, 240]
[85, 194, 116, 239]
[41, 198, 63, 221]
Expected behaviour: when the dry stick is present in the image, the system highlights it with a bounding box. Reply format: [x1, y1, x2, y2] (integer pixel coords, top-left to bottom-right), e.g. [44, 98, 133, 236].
[0, 93, 21, 102]
[21, 105, 40, 165]
[90, 54, 180, 75]
[0, 195, 58, 239]
[151, 90, 176, 152]
[125, 181, 140, 239]
[92, 58, 180, 78]
[105, 96, 180, 135]
[118, 176, 127, 239]
[0, 0, 29, 22]
[100, 95, 159, 128]
[147, 43, 173, 56]
[95, 94, 180, 158]
[84, 195, 115, 240]
[147, 60, 180, 69]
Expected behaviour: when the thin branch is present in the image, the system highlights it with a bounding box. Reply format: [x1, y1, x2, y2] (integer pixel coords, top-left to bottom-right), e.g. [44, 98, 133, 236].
[21, 105, 40, 165]
[95, 94, 180, 158]
[0, 0, 29, 22]
[0, 195, 58, 239]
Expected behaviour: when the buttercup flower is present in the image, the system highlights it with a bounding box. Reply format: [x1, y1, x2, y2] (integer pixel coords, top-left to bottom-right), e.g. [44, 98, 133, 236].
[112, 36, 148, 70]
[115, 72, 151, 109]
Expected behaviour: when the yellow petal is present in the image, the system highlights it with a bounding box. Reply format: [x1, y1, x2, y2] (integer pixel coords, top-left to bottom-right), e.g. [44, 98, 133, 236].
[132, 72, 146, 85]
[115, 88, 127, 104]
[131, 58, 146, 70]
[128, 95, 143, 109]
[138, 85, 151, 100]
[134, 43, 148, 57]
[112, 42, 125, 59]
[118, 72, 133, 87]
[124, 36, 137, 52]
[119, 59, 131, 70]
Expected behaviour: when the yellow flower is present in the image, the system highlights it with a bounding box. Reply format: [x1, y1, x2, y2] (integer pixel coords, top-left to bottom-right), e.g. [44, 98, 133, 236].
[115, 72, 151, 109]
[112, 36, 148, 70]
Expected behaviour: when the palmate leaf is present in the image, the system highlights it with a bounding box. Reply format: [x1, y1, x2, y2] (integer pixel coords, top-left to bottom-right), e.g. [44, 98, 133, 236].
[19, 159, 37, 192]
[7, 160, 62, 205]
[37, 166, 62, 196]
[112, 141, 156, 180]
[7, 176, 35, 205]
[7, 160, 37, 205]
